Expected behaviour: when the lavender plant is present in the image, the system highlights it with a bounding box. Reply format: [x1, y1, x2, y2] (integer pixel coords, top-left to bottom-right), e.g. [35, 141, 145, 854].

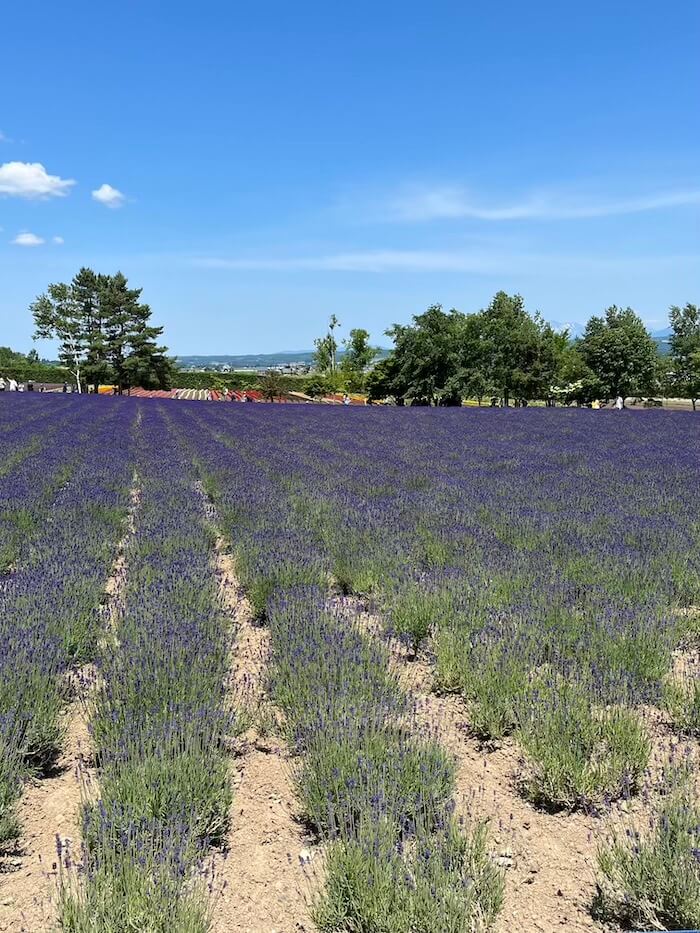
[0, 396, 135, 855]
[594, 765, 700, 928]
[60, 403, 238, 929]
[5, 395, 700, 926]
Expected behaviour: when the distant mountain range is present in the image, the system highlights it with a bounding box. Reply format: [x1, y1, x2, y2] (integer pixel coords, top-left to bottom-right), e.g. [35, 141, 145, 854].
[549, 322, 672, 343]
[651, 327, 673, 348]
[175, 348, 391, 370]
[176, 328, 673, 369]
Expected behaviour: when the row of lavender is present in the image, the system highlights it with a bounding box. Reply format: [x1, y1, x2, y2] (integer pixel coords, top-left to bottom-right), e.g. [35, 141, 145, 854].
[3, 395, 698, 928]
[178, 402, 700, 930]
[179, 404, 505, 929]
[0, 395, 135, 854]
[59, 403, 240, 931]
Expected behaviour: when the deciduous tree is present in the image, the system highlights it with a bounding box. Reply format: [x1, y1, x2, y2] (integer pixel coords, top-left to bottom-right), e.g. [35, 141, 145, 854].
[669, 303, 700, 410]
[578, 306, 658, 402]
[340, 328, 378, 390]
[31, 283, 88, 392]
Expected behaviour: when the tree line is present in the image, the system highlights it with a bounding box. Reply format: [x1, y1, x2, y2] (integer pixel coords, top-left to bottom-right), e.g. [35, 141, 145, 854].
[30, 267, 173, 393]
[348, 293, 700, 408]
[14, 274, 700, 407]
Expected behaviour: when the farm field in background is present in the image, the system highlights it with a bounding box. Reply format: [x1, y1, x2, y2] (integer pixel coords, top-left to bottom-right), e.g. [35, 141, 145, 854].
[1, 392, 699, 933]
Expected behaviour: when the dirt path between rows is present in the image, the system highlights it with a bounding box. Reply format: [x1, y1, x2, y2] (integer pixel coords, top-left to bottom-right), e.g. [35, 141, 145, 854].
[339, 599, 604, 933]
[209, 545, 315, 933]
[0, 475, 140, 933]
[0, 699, 92, 933]
[411, 688, 601, 933]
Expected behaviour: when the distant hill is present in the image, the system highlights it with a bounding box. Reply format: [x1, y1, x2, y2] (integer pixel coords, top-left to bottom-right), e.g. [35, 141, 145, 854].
[548, 323, 672, 352]
[176, 328, 673, 369]
[651, 327, 672, 351]
[175, 348, 391, 370]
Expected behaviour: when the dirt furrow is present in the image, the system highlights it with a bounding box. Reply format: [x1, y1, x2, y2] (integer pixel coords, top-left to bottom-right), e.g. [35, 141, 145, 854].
[0, 696, 93, 933]
[0, 475, 140, 933]
[342, 599, 603, 933]
[209, 545, 315, 933]
[412, 690, 600, 933]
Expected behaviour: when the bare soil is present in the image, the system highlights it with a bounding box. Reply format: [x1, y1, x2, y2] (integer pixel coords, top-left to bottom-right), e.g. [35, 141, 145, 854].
[0, 476, 139, 933]
[413, 690, 602, 933]
[345, 604, 605, 933]
[0, 703, 91, 933]
[405, 637, 700, 933]
[208, 545, 315, 933]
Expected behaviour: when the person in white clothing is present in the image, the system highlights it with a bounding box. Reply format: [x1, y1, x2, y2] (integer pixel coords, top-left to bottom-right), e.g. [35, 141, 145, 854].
[8, 378, 18, 392]
[615, 395, 624, 410]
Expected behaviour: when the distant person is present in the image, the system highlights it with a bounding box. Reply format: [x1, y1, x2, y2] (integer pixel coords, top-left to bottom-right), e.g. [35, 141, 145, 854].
[8, 377, 18, 392]
[27, 379, 34, 392]
[343, 394, 350, 405]
[62, 381, 68, 393]
[591, 399, 600, 410]
[0, 376, 6, 391]
[615, 396, 624, 410]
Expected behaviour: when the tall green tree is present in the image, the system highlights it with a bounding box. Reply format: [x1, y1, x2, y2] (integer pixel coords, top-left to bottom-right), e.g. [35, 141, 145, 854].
[340, 328, 377, 390]
[31, 269, 172, 393]
[370, 297, 568, 406]
[669, 303, 700, 410]
[101, 272, 171, 393]
[578, 306, 658, 402]
[479, 292, 544, 406]
[386, 305, 466, 405]
[328, 314, 341, 373]
[314, 314, 341, 375]
[72, 267, 111, 389]
[365, 354, 406, 404]
[31, 283, 88, 391]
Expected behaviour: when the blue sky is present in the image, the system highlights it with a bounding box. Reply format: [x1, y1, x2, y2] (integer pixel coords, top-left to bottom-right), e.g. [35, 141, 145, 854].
[1, 0, 698, 354]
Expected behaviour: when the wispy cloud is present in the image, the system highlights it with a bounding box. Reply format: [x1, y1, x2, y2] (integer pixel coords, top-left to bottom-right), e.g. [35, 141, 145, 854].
[385, 185, 700, 222]
[196, 250, 491, 272]
[52, 235, 64, 245]
[0, 161, 75, 198]
[92, 183, 126, 208]
[12, 231, 45, 247]
[195, 249, 699, 275]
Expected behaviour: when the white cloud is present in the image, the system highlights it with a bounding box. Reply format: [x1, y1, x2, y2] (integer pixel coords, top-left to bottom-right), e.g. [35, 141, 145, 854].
[197, 250, 490, 272]
[12, 231, 45, 247]
[92, 183, 126, 208]
[195, 249, 699, 276]
[386, 185, 700, 222]
[52, 235, 64, 245]
[0, 161, 75, 198]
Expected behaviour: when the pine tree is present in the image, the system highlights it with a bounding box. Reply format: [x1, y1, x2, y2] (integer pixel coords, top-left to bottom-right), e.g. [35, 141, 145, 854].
[31, 269, 173, 394]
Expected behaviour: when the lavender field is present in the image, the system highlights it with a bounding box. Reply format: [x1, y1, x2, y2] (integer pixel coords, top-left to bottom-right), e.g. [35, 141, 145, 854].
[1, 392, 699, 933]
